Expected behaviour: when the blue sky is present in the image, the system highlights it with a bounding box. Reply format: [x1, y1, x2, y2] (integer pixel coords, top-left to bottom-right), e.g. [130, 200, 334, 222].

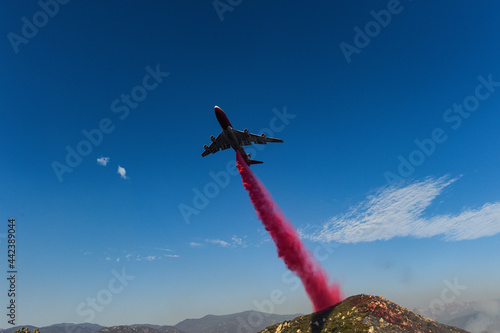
[1, 0, 500, 328]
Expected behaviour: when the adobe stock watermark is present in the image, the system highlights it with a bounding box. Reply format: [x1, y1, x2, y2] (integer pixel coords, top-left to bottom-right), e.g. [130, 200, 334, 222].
[236, 242, 339, 333]
[213, 0, 242, 22]
[427, 278, 467, 315]
[73, 268, 135, 324]
[178, 106, 296, 224]
[7, 0, 71, 54]
[384, 74, 500, 185]
[339, 0, 410, 64]
[51, 64, 169, 182]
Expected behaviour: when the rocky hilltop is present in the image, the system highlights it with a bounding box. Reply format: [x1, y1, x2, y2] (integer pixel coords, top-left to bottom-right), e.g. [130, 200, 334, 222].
[259, 294, 469, 333]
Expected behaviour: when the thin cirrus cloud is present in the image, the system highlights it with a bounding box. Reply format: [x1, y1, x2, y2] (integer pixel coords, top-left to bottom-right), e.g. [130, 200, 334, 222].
[205, 236, 248, 248]
[206, 239, 231, 247]
[105, 252, 180, 262]
[304, 176, 500, 244]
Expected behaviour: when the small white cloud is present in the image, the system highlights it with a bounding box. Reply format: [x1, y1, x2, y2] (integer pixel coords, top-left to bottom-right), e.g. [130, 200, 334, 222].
[205, 236, 248, 248]
[105, 257, 111, 261]
[125, 254, 133, 261]
[164, 254, 179, 258]
[190, 242, 202, 247]
[145, 256, 157, 261]
[206, 239, 231, 247]
[97, 157, 110, 166]
[116, 257, 120, 262]
[231, 235, 248, 248]
[156, 248, 173, 252]
[117, 166, 127, 179]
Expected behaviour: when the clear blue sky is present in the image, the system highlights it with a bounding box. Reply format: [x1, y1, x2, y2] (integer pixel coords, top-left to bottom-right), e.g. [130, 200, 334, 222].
[1, 0, 500, 328]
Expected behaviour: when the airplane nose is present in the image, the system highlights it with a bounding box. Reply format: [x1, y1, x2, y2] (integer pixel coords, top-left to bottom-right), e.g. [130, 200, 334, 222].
[214, 106, 225, 117]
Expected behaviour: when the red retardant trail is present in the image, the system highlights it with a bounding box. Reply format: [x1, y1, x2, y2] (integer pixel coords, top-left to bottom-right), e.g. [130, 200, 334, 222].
[236, 152, 343, 312]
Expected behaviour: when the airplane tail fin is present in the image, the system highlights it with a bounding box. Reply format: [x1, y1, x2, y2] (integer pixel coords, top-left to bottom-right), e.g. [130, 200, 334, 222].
[248, 159, 263, 165]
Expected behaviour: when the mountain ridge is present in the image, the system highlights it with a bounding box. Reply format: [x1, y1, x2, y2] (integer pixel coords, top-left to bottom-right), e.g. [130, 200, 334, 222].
[175, 310, 301, 333]
[0, 310, 300, 333]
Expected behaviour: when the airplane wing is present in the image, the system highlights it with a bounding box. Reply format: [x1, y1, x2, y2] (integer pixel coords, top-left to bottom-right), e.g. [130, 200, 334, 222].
[233, 129, 284, 146]
[201, 132, 232, 157]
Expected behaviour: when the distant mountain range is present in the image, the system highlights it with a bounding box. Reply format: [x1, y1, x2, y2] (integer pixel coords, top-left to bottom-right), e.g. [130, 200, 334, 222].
[414, 298, 500, 333]
[0, 311, 300, 333]
[99, 326, 183, 333]
[175, 311, 300, 333]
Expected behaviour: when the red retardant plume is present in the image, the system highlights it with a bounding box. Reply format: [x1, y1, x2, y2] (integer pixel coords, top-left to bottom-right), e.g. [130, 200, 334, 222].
[236, 152, 343, 312]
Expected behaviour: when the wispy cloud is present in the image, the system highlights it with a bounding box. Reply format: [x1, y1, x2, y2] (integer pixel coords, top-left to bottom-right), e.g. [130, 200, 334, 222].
[206, 239, 231, 247]
[141, 254, 179, 260]
[231, 235, 248, 248]
[304, 176, 500, 243]
[104, 249, 179, 262]
[117, 165, 127, 179]
[205, 235, 248, 248]
[190, 242, 202, 247]
[97, 157, 110, 166]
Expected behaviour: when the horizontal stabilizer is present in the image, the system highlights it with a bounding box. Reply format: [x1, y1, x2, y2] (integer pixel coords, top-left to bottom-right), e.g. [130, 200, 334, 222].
[248, 159, 264, 165]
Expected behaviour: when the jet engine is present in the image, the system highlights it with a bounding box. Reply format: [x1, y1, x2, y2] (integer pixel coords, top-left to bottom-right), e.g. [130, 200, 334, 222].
[210, 135, 216, 142]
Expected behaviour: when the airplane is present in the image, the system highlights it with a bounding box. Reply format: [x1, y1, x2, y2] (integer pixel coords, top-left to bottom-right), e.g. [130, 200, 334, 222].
[202, 106, 284, 166]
